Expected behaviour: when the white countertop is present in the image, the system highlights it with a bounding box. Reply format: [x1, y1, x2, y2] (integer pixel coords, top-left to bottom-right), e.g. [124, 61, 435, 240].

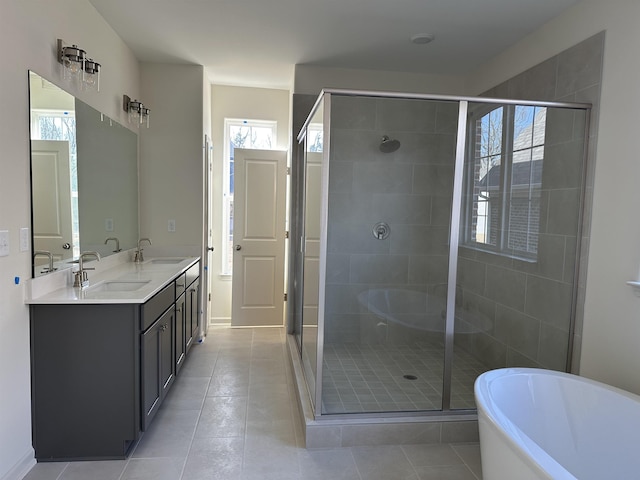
[26, 256, 199, 305]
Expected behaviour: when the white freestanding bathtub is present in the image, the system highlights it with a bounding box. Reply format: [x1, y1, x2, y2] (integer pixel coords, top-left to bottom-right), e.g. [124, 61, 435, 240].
[475, 368, 640, 480]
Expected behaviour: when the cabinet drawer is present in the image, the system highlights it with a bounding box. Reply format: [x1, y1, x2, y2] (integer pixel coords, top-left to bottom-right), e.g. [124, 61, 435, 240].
[185, 262, 200, 287]
[175, 273, 186, 297]
[141, 283, 175, 331]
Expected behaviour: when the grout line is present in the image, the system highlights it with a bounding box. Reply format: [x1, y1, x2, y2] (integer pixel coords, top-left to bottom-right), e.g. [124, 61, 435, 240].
[240, 328, 254, 473]
[55, 462, 70, 480]
[177, 346, 219, 480]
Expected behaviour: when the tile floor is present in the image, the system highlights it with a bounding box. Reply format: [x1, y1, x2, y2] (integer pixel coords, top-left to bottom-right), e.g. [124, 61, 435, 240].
[23, 327, 482, 480]
[322, 340, 488, 413]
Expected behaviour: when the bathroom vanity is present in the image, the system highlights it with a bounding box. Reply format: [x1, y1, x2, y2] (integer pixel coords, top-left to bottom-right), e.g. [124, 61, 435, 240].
[27, 257, 200, 461]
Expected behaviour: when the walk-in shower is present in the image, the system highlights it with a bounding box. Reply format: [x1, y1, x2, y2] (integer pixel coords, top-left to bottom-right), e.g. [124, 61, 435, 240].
[292, 89, 590, 421]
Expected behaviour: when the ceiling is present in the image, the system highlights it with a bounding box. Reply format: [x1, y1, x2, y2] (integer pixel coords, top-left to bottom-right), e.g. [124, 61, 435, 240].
[88, 0, 582, 90]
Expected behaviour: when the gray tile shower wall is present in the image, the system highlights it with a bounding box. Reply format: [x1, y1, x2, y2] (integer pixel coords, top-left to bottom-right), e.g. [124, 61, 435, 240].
[325, 95, 459, 345]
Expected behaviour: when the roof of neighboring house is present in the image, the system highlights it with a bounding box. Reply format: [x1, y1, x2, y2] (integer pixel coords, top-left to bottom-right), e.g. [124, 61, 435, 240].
[478, 158, 543, 189]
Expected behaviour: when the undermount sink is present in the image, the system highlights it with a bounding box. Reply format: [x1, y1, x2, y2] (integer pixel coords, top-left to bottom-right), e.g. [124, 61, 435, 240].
[148, 258, 185, 264]
[87, 280, 151, 293]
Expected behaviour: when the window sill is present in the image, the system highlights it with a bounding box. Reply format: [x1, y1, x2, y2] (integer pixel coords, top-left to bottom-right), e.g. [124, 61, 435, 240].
[459, 244, 537, 264]
[218, 273, 232, 281]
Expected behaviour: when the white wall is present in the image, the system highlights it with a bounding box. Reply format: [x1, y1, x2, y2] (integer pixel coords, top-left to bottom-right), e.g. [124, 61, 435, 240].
[209, 85, 290, 322]
[465, 0, 640, 395]
[139, 64, 205, 248]
[294, 64, 465, 95]
[0, 1, 139, 478]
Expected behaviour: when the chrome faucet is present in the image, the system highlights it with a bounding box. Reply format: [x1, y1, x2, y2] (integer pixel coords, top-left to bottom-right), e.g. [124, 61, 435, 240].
[104, 237, 121, 252]
[134, 238, 152, 263]
[33, 250, 54, 274]
[73, 251, 101, 288]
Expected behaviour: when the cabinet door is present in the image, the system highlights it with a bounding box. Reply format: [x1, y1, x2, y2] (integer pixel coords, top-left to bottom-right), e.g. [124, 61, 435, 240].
[192, 279, 201, 340]
[175, 293, 186, 375]
[160, 307, 175, 399]
[141, 307, 175, 430]
[142, 320, 161, 429]
[186, 278, 200, 351]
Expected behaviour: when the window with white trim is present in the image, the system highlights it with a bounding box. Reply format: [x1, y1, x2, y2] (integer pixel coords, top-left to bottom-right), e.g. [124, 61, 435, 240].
[464, 104, 546, 259]
[221, 119, 277, 275]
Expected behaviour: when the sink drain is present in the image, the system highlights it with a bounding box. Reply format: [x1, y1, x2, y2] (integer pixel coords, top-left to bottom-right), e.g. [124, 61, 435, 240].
[403, 374, 418, 380]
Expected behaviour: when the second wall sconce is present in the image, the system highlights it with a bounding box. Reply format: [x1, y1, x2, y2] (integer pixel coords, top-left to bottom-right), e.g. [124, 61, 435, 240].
[57, 39, 101, 91]
[123, 95, 150, 128]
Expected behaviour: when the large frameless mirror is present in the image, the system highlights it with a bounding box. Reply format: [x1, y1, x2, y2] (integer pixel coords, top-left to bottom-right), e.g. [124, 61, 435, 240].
[29, 71, 138, 277]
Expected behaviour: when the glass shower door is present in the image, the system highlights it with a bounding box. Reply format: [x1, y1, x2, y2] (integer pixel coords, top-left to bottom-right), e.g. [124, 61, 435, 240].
[320, 94, 461, 414]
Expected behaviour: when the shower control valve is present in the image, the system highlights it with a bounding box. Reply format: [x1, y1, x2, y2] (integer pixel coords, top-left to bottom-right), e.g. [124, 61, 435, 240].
[373, 222, 390, 240]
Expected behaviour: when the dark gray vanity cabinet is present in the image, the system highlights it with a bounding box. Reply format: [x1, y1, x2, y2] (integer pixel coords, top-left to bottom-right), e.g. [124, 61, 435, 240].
[30, 304, 141, 460]
[30, 260, 201, 461]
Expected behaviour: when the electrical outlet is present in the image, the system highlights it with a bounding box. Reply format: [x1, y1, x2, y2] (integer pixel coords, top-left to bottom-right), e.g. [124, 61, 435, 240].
[0, 230, 9, 257]
[105, 218, 114, 232]
[20, 227, 30, 252]
[168, 219, 176, 232]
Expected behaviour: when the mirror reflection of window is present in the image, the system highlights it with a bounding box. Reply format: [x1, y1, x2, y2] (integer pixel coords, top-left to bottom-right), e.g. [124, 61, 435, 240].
[31, 110, 80, 258]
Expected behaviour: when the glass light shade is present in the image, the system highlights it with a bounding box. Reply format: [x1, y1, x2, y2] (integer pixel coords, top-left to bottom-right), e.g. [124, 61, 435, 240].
[141, 107, 150, 128]
[59, 44, 86, 82]
[83, 59, 101, 92]
[127, 99, 142, 126]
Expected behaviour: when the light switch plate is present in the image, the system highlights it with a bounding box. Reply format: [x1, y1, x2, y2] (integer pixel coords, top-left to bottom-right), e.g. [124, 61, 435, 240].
[0, 230, 9, 257]
[105, 218, 114, 232]
[168, 219, 176, 232]
[19, 227, 30, 252]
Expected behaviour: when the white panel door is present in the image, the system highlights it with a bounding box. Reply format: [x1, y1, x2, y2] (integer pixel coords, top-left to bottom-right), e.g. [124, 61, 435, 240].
[231, 149, 287, 326]
[31, 140, 74, 267]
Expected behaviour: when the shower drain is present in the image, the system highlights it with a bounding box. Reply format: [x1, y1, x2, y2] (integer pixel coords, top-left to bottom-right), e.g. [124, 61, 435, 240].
[403, 374, 418, 380]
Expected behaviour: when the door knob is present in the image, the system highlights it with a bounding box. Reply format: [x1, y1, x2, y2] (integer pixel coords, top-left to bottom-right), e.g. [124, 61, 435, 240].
[207, 246, 215, 252]
[62, 243, 71, 250]
[235, 245, 242, 251]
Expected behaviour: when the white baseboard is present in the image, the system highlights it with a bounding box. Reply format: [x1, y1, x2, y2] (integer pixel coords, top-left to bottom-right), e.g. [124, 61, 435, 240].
[1, 449, 35, 480]
[210, 317, 231, 324]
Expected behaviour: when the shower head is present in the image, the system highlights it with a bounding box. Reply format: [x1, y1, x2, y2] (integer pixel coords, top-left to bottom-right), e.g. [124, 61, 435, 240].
[380, 135, 401, 153]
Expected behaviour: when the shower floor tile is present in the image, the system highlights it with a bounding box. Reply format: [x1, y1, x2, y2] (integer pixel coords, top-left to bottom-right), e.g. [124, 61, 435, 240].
[322, 342, 488, 414]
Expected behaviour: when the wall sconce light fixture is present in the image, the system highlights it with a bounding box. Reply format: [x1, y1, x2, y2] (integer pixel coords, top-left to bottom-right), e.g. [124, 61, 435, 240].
[57, 39, 101, 91]
[123, 95, 150, 128]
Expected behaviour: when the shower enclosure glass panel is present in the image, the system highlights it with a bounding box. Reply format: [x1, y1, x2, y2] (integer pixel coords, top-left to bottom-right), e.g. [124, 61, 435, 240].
[450, 103, 588, 409]
[321, 95, 459, 414]
[299, 101, 325, 409]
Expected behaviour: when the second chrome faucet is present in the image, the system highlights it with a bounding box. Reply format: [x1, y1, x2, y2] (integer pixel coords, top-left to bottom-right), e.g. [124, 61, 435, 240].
[134, 238, 152, 263]
[73, 251, 101, 288]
